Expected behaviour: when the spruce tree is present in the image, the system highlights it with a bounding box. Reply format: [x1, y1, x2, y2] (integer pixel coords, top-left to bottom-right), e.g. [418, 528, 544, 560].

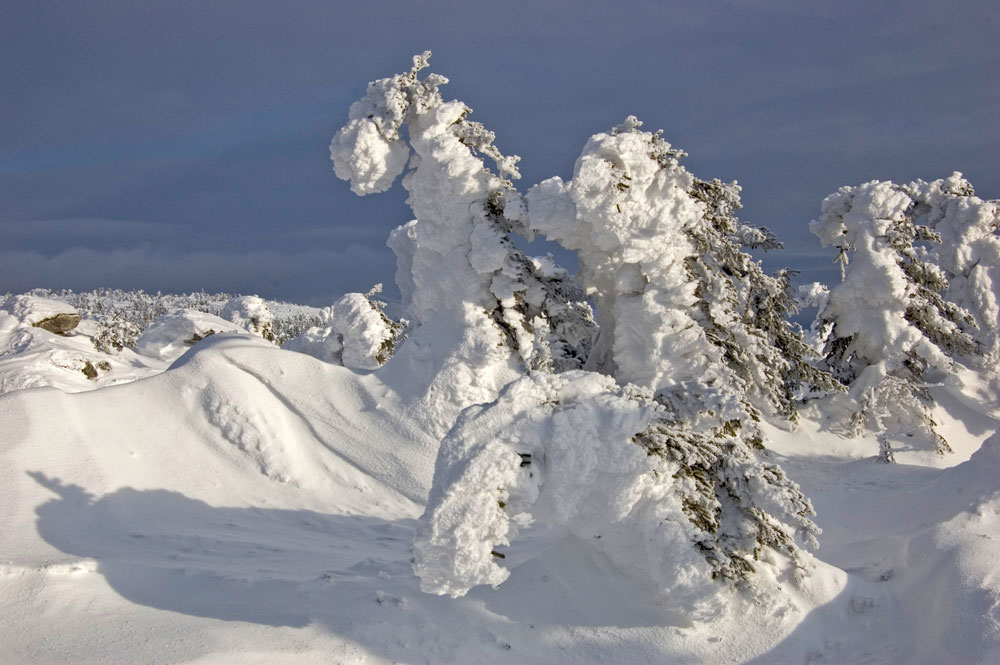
[527, 117, 838, 440]
[811, 179, 981, 455]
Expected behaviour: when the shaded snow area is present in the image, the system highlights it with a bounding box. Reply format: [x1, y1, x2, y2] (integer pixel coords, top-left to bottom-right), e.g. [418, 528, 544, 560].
[4, 54, 1000, 664]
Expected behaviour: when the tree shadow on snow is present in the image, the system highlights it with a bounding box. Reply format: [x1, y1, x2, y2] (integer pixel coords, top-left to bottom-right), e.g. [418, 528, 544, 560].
[744, 574, 909, 665]
[28, 471, 416, 629]
[29, 472, 684, 663]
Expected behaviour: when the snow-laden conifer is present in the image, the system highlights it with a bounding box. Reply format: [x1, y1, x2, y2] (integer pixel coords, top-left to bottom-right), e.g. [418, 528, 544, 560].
[221, 295, 277, 343]
[412, 113, 824, 606]
[906, 173, 1000, 378]
[526, 117, 836, 436]
[284, 286, 404, 369]
[811, 178, 981, 454]
[413, 372, 819, 613]
[330, 52, 595, 434]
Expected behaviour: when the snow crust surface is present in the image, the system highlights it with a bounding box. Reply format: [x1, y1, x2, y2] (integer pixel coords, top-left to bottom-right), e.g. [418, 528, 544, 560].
[4, 320, 999, 664]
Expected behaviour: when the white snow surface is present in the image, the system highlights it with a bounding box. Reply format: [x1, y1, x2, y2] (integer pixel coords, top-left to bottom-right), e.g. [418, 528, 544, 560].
[2, 294, 79, 326]
[2, 319, 1000, 663]
[0, 296, 165, 394]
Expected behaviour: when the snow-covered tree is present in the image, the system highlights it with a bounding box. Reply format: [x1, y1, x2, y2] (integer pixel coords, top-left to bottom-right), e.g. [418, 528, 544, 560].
[526, 117, 836, 439]
[330, 52, 595, 434]
[414, 372, 819, 613]
[334, 57, 825, 607]
[811, 178, 981, 455]
[92, 314, 142, 355]
[283, 286, 404, 369]
[906, 173, 1000, 377]
[221, 295, 277, 342]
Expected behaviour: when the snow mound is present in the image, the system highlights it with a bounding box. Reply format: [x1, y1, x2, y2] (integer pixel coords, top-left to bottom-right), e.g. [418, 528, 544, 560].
[135, 309, 247, 362]
[0, 295, 162, 394]
[1, 294, 80, 331]
[894, 433, 1000, 662]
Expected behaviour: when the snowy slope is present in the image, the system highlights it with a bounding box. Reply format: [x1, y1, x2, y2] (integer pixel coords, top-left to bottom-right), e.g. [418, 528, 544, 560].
[1, 329, 998, 664]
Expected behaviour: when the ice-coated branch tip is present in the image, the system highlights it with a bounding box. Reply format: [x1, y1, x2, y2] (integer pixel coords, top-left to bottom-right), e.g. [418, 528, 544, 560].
[412, 51, 433, 74]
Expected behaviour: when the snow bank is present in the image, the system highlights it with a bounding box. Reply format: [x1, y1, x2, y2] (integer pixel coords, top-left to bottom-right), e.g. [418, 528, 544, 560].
[1, 294, 80, 332]
[898, 433, 1000, 662]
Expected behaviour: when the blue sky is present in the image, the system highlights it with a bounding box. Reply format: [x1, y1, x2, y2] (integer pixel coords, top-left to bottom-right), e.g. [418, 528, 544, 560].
[2, 0, 997, 304]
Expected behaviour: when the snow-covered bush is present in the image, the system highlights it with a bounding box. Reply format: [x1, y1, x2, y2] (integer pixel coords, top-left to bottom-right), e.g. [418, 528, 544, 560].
[221, 295, 276, 342]
[811, 178, 981, 453]
[285, 286, 404, 370]
[333, 287, 404, 369]
[92, 314, 143, 354]
[134, 309, 245, 362]
[526, 117, 837, 437]
[330, 52, 594, 431]
[414, 372, 818, 612]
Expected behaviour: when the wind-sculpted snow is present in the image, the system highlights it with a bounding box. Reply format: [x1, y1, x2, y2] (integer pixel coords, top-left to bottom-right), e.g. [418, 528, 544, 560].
[134, 309, 244, 362]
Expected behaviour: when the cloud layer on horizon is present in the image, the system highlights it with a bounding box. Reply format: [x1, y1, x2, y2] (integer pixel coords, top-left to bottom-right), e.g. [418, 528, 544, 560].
[2, 0, 997, 301]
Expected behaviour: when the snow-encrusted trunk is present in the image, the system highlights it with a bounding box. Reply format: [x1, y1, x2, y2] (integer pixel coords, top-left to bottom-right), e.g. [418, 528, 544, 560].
[330, 52, 594, 435]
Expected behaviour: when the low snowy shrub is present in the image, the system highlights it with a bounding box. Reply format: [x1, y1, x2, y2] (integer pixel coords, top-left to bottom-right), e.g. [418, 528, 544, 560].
[221, 295, 276, 342]
[283, 286, 404, 369]
[92, 314, 143, 354]
[413, 372, 818, 612]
